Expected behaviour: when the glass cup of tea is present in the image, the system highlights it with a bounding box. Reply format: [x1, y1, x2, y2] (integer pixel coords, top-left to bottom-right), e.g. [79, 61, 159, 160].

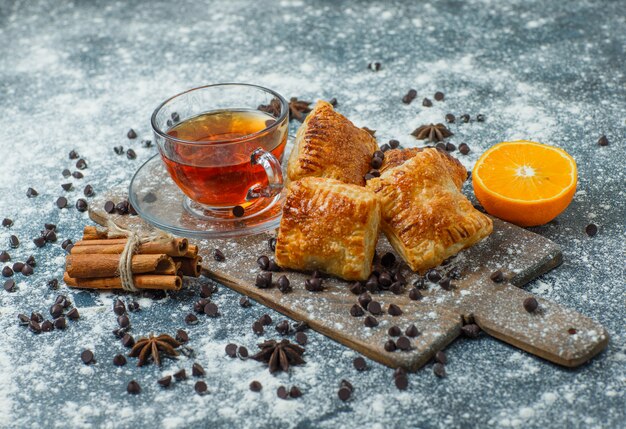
[151, 83, 289, 219]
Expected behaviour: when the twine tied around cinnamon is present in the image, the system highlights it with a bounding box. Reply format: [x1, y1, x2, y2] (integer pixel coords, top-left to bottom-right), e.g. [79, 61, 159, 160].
[105, 221, 174, 292]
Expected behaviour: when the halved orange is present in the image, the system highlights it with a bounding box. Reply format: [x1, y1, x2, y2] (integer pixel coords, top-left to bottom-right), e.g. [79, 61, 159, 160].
[472, 140, 577, 227]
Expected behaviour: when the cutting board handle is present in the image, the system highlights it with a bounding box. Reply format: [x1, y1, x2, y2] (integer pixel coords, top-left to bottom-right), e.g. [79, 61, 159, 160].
[470, 283, 609, 367]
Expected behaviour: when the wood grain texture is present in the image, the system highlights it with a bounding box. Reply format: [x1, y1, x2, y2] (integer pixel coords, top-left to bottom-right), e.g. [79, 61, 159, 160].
[89, 190, 609, 370]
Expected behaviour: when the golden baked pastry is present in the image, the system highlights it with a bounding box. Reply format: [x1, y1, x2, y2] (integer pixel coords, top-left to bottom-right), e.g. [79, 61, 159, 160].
[380, 147, 467, 190]
[367, 148, 492, 273]
[287, 100, 378, 186]
[275, 177, 381, 281]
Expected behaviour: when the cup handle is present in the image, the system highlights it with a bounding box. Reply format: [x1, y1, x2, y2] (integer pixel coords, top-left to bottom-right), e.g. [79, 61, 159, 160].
[246, 148, 284, 200]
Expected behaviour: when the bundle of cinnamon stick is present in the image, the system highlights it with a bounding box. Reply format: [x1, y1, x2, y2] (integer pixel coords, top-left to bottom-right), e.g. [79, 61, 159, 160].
[64, 226, 202, 291]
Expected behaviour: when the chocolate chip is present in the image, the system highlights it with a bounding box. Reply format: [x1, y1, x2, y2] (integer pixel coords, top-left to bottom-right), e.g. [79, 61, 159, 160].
[293, 321, 309, 332]
[275, 320, 290, 335]
[158, 375, 172, 387]
[490, 270, 504, 283]
[390, 282, 404, 295]
[140, 139, 152, 148]
[20, 264, 33, 276]
[211, 248, 225, 262]
[277, 275, 292, 293]
[523, 297, 539, 313]
[380, 252, 396, 268]
[395, 374, 408, 390]
[29, 320, 41, 334]
[199, 284, 214, 299]
[365, 275, 379, 292]
[25, 255, 35, 267]
[585, 223, 598, 237]
[405, 325, 419, 337]
[3, 279, 16, 292]
[174, 369, 187, 381]
[81, 350, 94, 364]
[114, 146, 124, 155]
[459, 143, 470, 155]
[364, 315, 378, 327]
[12, 262, 24, 272]
[113, 354, 127, 366]
[127, 129, 137, 139]
[378, 273, 393, 288]
[435, 351, 447, 364]
[54, 197, 67, 209]
[445, 142, 456, 152]
[350, 304, 365, 317]
[358, 292, 372, 309]
[367, 300, 382, 315]
[408, 288, 423, 300]
[367, 62, 381, 71]
[61, 183, 73, 192]
[1, 218, 12, 228]
[402, 89, 417, 104]
[55, 294, 70, 308]
[115, 201, 129, 215]
[47, 279, 59, 289]
[41, 320, 54, 332]
[192, 381, 207, 395]
[17, 313, 30, 325]
[126, 149, 136, 160]
[75, 199, 88, 212]
[373, 150, 385, 160]
[0, 251, 9, 262]
[191, 362, 205, 377]
[434, 91, 444, 101]
[289, 386, 302, 398]
[304, 277, 323, 292]
[422, 98, 432, 107]
[460, 114, 470, 123]
[232, 205, 245, 217]
[295, 331, 308, 345]
[26, 187, 38, 198]
[62, 169, 71, 178]
[224, 343, 238, 358]
[338, 386, 352, 401]
[252, 321, 264, 335]
[277, 385, 289, 399]
[76, 159, 87, 170]
[72, 171, 84, 179]
[328, 97, 338, 107]
[104, 201, 115, 213]
[259, 314, 272, 325]
[50, 304, 63, 318]
[461, 323, 481, 338]
[255, 272, 272, 288]
[371, 157, 383, 169]
[435, 142, 446, 151]
[476, 114, 485, 122]
[439, 277, 451, 290]
[353, 356, 367, 371]
[121, 334, 135, 348]
[396, 336, 411, 351]
[2, 266, 14, 277]
[69, 150, 79, 160]
[427, 269, 441, 283]
[44, 229, 57, 242]
[61, 239, 73, 250]
[127, 380, 141, 394]
[384, 339, 397, 352]
[257, 256, 270, 270]
[53, 317, 66, 329]
[349, 282, 364, 295]
[597, 135, 609, 146]
[445, 113, 456, 123]
[388, 304, 403, 316]
[249, 380, 262, 392]
[389, 139, 400, 149]
[239, 296, 251, 308]
[8, 235, 19, 248]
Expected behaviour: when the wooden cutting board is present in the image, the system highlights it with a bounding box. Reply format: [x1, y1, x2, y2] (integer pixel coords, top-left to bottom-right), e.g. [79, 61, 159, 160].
[89, 192, 609, 371]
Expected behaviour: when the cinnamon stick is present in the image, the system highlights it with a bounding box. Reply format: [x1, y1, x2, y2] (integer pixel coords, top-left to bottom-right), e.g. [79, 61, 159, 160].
[64, 272, 182, 290]
[70, 238, 188, 257]
[173, 256, 203, 277]
[183, 244, 198, 259]
[66, 254, 176, 279]
[82, 226, 109, 240]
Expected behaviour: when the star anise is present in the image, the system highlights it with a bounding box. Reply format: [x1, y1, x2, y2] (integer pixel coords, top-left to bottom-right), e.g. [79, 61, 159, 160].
[411, 123, 453, 142]
[128, 333, 180, 366]
[258, 98, 282, 117]
[251, 339, 305, 373]
[289, 97, 312, 122]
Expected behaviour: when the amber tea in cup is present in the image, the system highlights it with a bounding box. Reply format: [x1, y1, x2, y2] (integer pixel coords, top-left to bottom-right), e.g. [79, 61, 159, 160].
[151, 84, 288, 218]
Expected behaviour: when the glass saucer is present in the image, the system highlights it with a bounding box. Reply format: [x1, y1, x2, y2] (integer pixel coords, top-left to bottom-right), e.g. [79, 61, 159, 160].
[128, 154, 284, 239]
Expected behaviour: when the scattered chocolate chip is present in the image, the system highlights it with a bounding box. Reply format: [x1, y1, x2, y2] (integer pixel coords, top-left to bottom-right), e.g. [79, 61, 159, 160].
[104, 201, 115, 213]
[422, 98, 432, 107]
[259, 314, 272, 325]
[395, 374, 408, 390]
[373, 150, 384, 160]
[232, 205, 245, 217]
[3, 279, 16, 292]
[0, 251, 9, 262]
[378, 273, 393, 289]
[445, 113, 455, 123]
[185, 313, 198, 325]
[338, 386, 352, 401]
[445, 142, 456, 152]
[293, 321, 309, 332]
[328, 97, 338, 107]
[358, 293, 372, 309]
[172, 330, 188, 344]
[277, 275, 292, 293]
[257, 256, 270, 270]
[1, 218, 12, 228]
[490, 270, 504, 283]
[121, 334, 135, 348]
[18, 313, 30, 325]
[61, 183, 73, 191]
[113, 354, 127, 366]
[368, 62, 381, 71]
[255, 272, 272, 289]
[350, 304, 365, 317]
[384, 339, 397, 352]
[55, 294, 70, 308]
[439, 277, 451, 290]
[8, 235, 19, 248]
[173, 369, 187, 381]
[55, 197, 67, 209]
[585, 223, 598, 237]
[115, 201, 129, 215]
[2, 266, 14, 277]
[114, 146, 124, 155]
[29, 320, 42, 334]
[32, 236, 44, 248]
[225, 343, 238, 358]
[461, 323, 481, 338]
[353, 357, 367, 371]
[212, 248, 225, 262]
[371, 157, 383, 169]
[69, 149, 79, 160]
[158, 375, 172, 387]
[126, 149, 136, 160]
[50, 304, 64, 318]
[389, 139, 400, 149]
[26, 187, 38, 198]
[72, 171, 84, 179]
[435, 351, 447, 364]
[75, 198, 88, 212]
[349, 282, 364, 295]
[295, 331, 308, 345]
[62, 169, 71, 178]
[252, 321, 264, 335]
[402, 89, 417, 104]
[476, 114, 485, 122]
[597, 135, 609, 146]
[459, 143, 470, 155]
[12, 262, 24, 272]
[249, 380, 263, 392]
[388, 304, 403, 316]
[408, 288, 422, 300]
[76, 159, 87, 170]
[239, 296, 252, 308]
[367, 300, 382, 315]
[396, 336, 411, 351]
[405, 325, 419, 338]
[364, 315, 378, 328]
[127, 129, 137, 139]
[289, 386, 303, 398]
[434, 91, 444, 101]
[192, 381, 207, 394]
[61, 239, 73, 250]
[127, 380, 141, 394]
[25, 255, 35, 267]
[435, 142, 446, 150]
[277, 385, 289, 399]
[47, 279, 59, 289]
[523, 297, 539, 313]
[460, 114, 470, 123]
[276, 320, 290, 335]
[44, 229, 57, 242]
[365, 275, 379, 293]
[427, 269, 441, 283]
[81, 350, 94, 364]
[53, 317, 66, 329]
[304, 277, 323, 292]
[191, 362, 205, 377]
[21, 264, 33, 276]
